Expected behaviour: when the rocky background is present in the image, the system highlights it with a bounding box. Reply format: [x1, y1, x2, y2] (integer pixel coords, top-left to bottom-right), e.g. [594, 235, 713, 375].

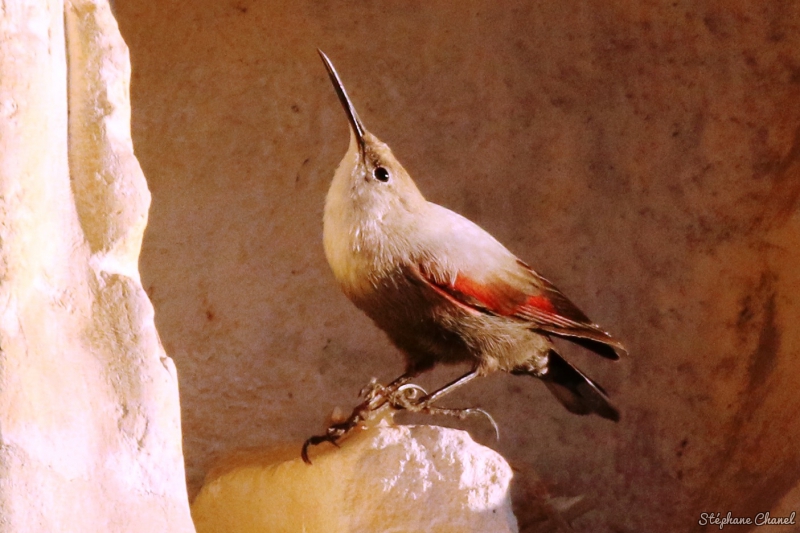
[112, 2, 800, 532]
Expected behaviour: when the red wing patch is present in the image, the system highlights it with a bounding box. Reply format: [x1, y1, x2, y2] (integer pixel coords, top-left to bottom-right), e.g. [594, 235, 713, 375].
[415, 265, 555, 319]
[415, 263, 588, 327]
[522, 295, 557, 315]
[450, 274, 524, 315]
[411, 262, 624, 359]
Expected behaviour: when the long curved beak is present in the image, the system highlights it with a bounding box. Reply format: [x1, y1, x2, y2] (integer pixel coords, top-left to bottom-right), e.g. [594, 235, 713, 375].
[318, 49, 366, 154]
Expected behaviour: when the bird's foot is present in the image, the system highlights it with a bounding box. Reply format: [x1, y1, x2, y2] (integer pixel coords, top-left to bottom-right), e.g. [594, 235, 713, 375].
[396, 398, 501, 441]
[302, 378, 501, 463]
[302, 378, 423, 464]
[385, 382, 429, 409]
[301, 395, 374, 464]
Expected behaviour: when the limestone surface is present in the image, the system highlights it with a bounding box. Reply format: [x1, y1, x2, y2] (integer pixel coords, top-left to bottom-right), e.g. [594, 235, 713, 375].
[191, 424, 518, 533]
[0, 1, 194, 531]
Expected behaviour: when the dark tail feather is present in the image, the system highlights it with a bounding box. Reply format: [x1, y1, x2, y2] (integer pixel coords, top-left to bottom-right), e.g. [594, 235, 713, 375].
[538, 350, 620, 422]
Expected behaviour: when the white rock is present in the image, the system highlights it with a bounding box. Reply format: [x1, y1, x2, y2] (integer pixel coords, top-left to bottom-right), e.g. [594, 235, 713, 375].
[0, 1, 193, 531]
[191, 424, 518, 533]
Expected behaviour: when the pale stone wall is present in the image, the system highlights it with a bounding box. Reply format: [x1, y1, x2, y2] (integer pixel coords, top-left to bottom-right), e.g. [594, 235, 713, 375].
[114, 2, 800, 532]
[0, 0, 194, 531]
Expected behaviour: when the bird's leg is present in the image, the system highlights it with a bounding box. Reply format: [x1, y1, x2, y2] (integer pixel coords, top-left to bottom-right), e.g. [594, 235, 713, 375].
[417, 368, 481, 405]
[301, 371, 419, 464]
[383, 368, 481, 410]
[387, 368, 500, 440]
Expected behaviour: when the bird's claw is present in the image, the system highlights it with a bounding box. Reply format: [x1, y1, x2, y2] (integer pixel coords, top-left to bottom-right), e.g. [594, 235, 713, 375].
[303, 379, 399, 464]
[464, 407, 501, 441]
[386, 383, 428, 409]
[301, 411, 365, 464]
[302, 379, 499, 464]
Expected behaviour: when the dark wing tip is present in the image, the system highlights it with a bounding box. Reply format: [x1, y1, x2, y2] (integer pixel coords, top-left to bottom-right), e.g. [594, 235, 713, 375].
[515, 264, 627, 360]
[568, 335, 626, 360]
[540, 350, 621, 422]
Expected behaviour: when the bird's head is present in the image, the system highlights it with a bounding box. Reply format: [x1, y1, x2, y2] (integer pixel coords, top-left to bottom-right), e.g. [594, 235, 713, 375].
[318, 50, 426, 220]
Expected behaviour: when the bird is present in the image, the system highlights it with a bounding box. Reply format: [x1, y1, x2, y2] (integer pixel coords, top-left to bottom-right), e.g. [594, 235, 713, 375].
[304, 50, 625, 461]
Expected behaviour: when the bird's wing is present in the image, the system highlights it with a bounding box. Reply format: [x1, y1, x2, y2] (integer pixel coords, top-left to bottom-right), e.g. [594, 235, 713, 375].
[408, 206, 625, 359]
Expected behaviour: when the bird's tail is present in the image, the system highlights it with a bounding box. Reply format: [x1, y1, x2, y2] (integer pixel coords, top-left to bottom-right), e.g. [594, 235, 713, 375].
[529, 350, 620, 422]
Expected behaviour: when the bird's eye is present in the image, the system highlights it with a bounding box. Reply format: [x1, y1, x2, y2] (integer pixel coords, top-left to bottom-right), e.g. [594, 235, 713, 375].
[373, 166, 390, 182]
